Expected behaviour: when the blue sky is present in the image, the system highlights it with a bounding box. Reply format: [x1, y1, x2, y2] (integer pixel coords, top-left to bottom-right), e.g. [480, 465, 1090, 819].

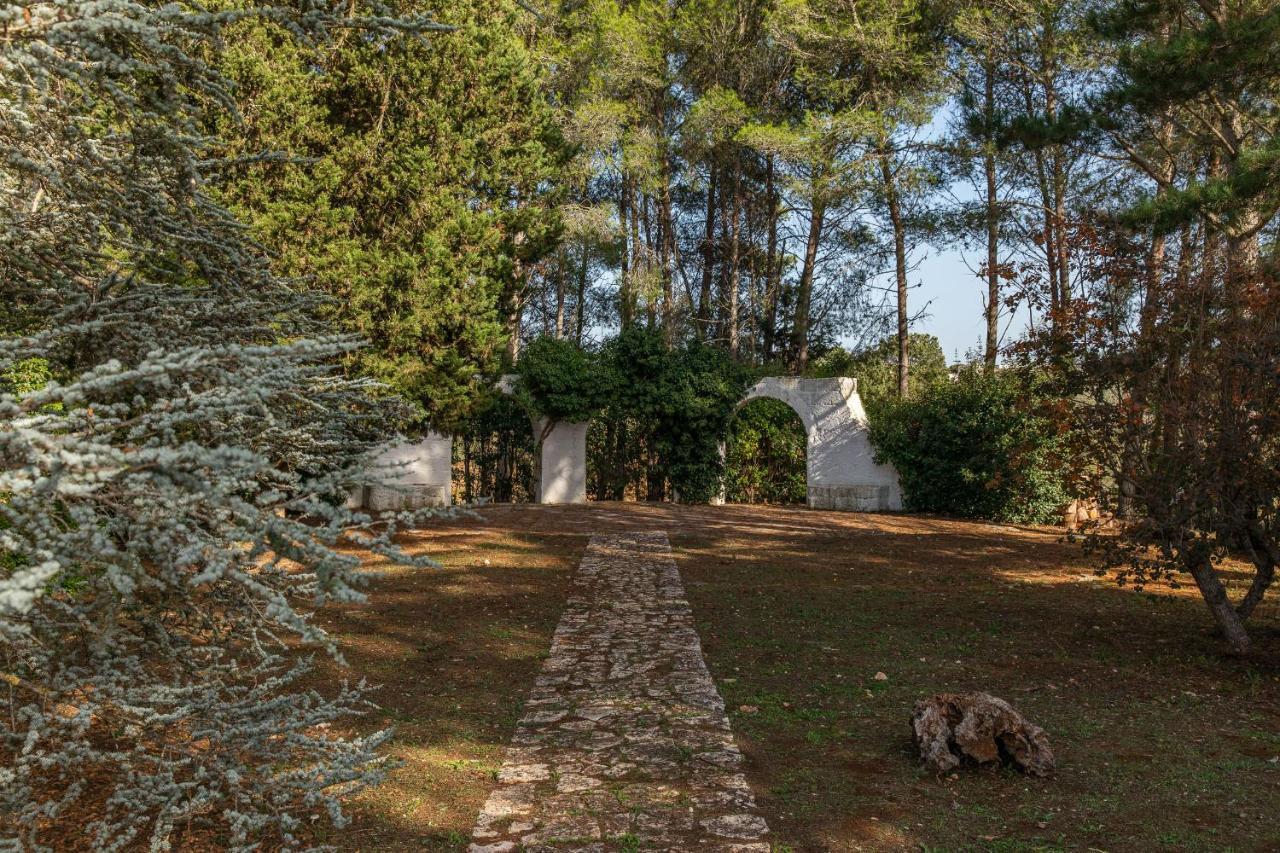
[899, 245, 995, 364]
[848, 107, 1032, 366]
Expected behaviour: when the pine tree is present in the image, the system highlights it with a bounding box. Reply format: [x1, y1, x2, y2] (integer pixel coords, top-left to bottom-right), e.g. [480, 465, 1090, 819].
[1033, 0, 1280, 653]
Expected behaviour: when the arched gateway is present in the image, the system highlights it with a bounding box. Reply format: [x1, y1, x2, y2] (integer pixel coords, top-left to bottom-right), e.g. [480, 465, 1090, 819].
[506, 375, 900, 511]
[349, 376, 900, 511]
[734, 377, 901, 511]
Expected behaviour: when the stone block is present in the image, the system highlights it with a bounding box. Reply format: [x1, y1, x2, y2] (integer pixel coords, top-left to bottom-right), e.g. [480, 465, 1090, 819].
[356, 433, 452, 509]
[366, 483, 449, 511]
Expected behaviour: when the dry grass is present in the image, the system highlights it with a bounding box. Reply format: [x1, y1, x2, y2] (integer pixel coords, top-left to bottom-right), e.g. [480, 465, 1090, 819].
[318, 503, 1280, 852]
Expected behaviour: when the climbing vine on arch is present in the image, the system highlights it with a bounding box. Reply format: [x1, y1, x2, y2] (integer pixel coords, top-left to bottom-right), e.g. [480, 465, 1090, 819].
[725, 398, 808, 505]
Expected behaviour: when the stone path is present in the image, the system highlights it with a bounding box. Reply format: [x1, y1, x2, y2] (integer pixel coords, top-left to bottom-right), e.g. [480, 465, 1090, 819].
[469, 531, 770, 852]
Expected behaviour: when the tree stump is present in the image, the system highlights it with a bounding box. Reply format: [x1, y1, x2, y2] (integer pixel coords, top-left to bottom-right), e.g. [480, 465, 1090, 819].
[911, 692, 1054, 776]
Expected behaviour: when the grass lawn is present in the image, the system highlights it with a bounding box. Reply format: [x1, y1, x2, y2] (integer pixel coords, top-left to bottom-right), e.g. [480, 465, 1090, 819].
[324, 503, 1280, 852]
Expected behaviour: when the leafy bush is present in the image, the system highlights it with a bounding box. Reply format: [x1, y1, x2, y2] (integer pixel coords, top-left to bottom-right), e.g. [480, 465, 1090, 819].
[725, 398, 807, 504]
[582, 329, 747, 502]
[870, 369, 1068, 523]
[657, 341, 749, 503]
[513, 336, 609, 423]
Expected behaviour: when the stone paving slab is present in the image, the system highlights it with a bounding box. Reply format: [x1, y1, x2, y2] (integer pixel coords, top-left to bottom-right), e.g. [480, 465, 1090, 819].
[469, 531, 770, 852]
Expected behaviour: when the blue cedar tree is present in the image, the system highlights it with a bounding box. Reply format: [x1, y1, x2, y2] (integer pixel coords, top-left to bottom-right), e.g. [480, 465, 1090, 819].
[0, 0, 445, 847]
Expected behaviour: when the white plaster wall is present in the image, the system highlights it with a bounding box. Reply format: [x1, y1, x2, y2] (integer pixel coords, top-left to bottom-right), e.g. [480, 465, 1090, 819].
[533, 418, 588, 504]
[363, 433, 453, 511]
[740, 377, 901, 511]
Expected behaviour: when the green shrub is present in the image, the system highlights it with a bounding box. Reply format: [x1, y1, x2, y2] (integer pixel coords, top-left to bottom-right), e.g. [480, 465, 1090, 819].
[1, 357, 51, 396]
[583, 329, 748, 503]
[657, 341, 749, 503]
[513, 337, 609, 422]
[869, 368, 1068, 523]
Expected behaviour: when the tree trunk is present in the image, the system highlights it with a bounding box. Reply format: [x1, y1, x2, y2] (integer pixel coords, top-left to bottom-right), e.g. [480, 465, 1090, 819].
[554, 250, 566, 339]
[792, 197, 825, 371]
[982, 60, 1000, 372]
[504, 287, 523, 362]
[641, 193, 656, 328]
[698, 163, 718, 340]
[762, 154, 780, 359]
[575, 240, 589, 345]
[726, 162, 742, 357]
[619, 175, 633, 328]
[880, 150, 910, 398]
[1187, 551, 1253, 654]
[646, 440, 664, 502]
[1035, 148, 1061, 317]
[1237, 525, 1278, 621]
[463, 436, 472, 504]
[1020, 76, 1061, 319]
[660, 187, 674, 341]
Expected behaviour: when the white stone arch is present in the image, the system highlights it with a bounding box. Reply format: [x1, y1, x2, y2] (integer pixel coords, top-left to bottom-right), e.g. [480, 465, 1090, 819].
[731, 377, 901, 511]
[496, 375, 588, 504]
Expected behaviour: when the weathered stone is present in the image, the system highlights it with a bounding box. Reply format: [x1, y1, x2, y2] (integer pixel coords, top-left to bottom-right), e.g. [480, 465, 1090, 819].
[532, 417, 588, 504]
[358, 434, 452, 510]
[701, 813, 770, 839]
[911, 692, 1055, 776]
[497, 764, 550, 783]
[469, 532, 768, 849]
[734, 377, 901, 511]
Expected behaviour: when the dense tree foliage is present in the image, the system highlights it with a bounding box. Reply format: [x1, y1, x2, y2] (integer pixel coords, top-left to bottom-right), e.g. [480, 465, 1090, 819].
[6, 3, 1279, 846]
[583, 328, 747, 503]
[1019, 0, 1280, 652]
[725, 399, 808, 505]
[814, 333, 951, 409]
[506, 0, 953, 382]
[216, 0, 569, 430]
[513, 337, 610, 425]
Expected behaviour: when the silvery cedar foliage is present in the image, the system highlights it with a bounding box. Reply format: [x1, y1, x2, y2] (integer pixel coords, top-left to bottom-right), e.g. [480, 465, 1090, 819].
[0, 0, 447, 848]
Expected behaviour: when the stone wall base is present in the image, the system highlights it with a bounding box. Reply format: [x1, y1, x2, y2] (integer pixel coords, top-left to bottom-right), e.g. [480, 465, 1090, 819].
[808, 484, 900, 512]
[365, 484, 450, 512]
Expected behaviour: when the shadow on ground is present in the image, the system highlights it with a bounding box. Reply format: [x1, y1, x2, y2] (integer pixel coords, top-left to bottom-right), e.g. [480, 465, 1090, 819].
[324, 503, 1280, 852]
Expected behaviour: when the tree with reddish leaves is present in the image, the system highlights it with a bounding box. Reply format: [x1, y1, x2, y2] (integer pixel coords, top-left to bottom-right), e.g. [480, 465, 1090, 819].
[1020, 0, 1280, 653]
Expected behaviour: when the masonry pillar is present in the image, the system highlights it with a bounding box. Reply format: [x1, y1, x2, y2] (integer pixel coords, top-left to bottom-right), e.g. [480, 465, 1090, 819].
[737, 377, 902, 511]
[710, 441, 727, 506]
[533, 418, 588, 504]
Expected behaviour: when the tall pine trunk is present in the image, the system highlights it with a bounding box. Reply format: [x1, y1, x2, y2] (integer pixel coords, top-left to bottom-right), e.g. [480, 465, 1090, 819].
[698, 162, 718, 339]
[575, 240, 589, 345]
[619, 174, 633, 328]
[726, 162, 742, 356]
[792, 193, 824, 371]
[762, 154, 780, 359]
[982, 60, 1000, 372]
[554, 249, 566, 338]
[880, 149, 910, 398]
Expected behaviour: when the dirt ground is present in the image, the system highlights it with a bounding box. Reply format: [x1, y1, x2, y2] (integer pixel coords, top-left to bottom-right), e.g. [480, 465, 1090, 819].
[323, 502, 1280, 852]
